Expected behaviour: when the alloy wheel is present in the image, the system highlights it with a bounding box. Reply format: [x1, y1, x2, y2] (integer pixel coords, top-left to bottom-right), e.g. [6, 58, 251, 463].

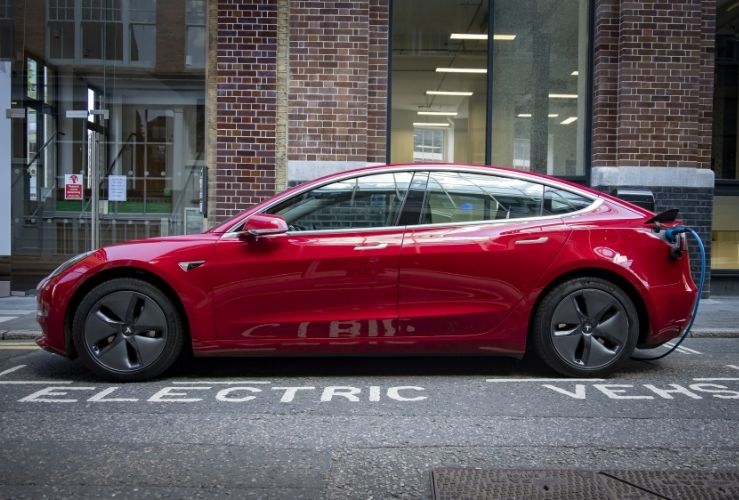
[549, 288, 630, 369]
[83, 290, 168, 373]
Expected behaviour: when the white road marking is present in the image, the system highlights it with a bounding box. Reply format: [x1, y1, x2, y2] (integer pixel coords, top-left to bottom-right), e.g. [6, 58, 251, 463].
[728, 365, 739, 371]
[663, 343, 702, 354]
[0, 309, 35, 315]
[171, 380, 272, 385]
[0, 380, 74, 385]
[486, 378, 606, 382]
[692, 378, 739, 381]
[0, 365, 26, 377]
[0, 316, 18, 323]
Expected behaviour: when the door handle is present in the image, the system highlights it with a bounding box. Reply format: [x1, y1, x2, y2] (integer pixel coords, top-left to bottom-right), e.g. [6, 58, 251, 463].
[514, 236, 549, 245]
[353, 242, 389, 250]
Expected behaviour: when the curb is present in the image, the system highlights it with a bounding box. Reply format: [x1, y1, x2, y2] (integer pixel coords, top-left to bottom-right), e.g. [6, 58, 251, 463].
[689, 328, 739, 339]
[1, 330, 41, 340]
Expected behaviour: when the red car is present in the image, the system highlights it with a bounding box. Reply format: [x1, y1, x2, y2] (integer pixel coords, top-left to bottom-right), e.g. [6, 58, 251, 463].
[36, 164, 697, 381]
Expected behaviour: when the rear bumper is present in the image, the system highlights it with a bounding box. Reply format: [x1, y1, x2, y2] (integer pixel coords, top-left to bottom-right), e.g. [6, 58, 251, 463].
[640, 277, 697, 347]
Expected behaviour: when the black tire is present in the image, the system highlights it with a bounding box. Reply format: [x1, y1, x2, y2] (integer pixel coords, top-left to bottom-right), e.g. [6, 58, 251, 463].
[72, 278, 184, 381]
[531, 277, 639, 377]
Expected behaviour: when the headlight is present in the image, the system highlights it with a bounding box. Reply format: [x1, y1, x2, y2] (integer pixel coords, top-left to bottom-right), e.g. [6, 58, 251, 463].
[45, 250, 95, 281]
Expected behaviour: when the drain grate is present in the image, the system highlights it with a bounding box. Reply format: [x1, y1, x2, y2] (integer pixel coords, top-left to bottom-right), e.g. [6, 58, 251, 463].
[430, 468, 739, 499]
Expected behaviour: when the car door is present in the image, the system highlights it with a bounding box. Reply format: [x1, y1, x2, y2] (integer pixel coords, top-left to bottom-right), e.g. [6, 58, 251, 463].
[211, 171, 412, 343]
[398, 170, 573, 341]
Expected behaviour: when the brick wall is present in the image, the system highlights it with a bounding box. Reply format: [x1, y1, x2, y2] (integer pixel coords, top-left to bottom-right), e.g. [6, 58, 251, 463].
[592, 0, 716, 169]
[591, 0, 717, 294]
[214, 0, 278, 222]
[367, 0, 389, 163]
[287, 0, 388, 163]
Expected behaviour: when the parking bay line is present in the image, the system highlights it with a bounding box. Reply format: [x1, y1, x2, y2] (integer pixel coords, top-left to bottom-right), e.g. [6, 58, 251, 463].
[0, 316, 19, 324]
[0, 380, 74, 385]
[486, 378, 606, 383]
[171, 381, 272, 385]
[663, 342, 701, 354]
[692, 377, 739, 382]
[0, 365, 26, 377]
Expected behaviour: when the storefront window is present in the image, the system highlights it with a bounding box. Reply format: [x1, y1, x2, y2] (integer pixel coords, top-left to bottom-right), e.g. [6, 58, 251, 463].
[6, 0, 205, 290]
[391, 0, 488, 164]
[713, 196, 739, 270]
[712, 2, 739, 271]
[390, 0, 589, 176]
[491, 0, 589, 176]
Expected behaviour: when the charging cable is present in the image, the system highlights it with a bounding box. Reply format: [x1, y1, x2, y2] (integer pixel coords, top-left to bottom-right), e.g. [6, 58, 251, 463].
[632, 226, 706, 361]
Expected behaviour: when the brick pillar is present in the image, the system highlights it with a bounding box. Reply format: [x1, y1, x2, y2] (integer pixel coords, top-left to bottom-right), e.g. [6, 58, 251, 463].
[591, 0, 716, 295]
[287, 0, 388, 183]
[213, 0, 278, 223]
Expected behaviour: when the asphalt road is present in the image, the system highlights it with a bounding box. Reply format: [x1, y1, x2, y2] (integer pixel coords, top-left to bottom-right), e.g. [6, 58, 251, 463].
[0, 338, 737, 499]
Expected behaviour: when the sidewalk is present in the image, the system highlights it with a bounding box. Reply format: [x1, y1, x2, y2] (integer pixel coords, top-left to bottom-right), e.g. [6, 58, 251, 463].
[1, 294, 738, 340]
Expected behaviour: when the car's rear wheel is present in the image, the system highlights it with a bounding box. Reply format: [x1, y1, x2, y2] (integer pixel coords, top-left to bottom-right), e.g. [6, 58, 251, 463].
[532, 277, 639, 377]
[72, 278, 183, 381]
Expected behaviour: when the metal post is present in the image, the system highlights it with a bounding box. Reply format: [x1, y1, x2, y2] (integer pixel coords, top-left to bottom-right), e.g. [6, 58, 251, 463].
[91, 133, 99, 250]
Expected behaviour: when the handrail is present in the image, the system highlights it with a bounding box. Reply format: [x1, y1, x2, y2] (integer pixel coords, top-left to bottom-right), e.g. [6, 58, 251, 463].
[13, 131, 65, 190]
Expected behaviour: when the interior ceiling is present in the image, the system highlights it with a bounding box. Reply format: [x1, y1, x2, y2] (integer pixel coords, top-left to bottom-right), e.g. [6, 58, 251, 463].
[391, 0, 581, 115]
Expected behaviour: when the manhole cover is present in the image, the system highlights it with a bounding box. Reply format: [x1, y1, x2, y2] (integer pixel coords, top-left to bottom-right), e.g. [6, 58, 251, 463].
[430, 468, 739, 499]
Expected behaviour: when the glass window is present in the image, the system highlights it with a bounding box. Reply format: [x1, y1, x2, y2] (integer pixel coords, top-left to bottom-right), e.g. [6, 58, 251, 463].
[712, 196, 739, 271]
[490, 0, 589, 176]
[543, 186, 592, 215]
[390, 0, 488, 164]
[390, 0, 589, 176]
[714, 13, 739, 181]
[26, 58, 38, 100]
[413, 128, 445, 162]
[130, 0, 156, 64]
[0, 0, 13, 59]
[421, 171, 544, 225]
[186, 0, 206, 67]
[268, 172, 413, 231]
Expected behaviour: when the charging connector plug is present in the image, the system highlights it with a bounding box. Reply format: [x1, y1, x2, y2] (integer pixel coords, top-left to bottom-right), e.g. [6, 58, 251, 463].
[663, 225, 688, 244]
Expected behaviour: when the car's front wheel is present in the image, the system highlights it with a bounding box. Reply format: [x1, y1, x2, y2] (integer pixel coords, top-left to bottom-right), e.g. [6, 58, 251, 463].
[531, 277, 639, 377]
[72, 278, 184, 381]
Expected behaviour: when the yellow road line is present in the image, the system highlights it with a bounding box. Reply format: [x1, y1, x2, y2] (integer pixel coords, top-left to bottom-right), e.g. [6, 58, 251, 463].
[0, 344, 40, 350]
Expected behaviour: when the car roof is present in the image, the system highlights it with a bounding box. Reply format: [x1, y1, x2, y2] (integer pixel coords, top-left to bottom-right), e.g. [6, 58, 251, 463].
[209, 163, 650, 232]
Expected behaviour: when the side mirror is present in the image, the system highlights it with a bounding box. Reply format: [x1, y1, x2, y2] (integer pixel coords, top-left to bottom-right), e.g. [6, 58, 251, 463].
[244, 213, 289, 237]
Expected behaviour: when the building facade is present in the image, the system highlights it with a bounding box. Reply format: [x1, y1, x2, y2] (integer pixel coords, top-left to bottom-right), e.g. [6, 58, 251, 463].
[1, 0, 737, 295]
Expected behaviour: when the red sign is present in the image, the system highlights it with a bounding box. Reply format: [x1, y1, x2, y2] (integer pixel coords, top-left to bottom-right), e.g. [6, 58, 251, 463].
[65, 174, 83, 200]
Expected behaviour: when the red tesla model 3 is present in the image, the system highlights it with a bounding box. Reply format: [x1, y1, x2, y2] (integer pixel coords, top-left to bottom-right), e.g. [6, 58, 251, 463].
[36, 164, 697, 381]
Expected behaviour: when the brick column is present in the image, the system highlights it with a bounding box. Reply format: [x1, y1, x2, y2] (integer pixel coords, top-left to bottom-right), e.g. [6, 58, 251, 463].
[213, 0, 278, 223]
[591, 0, 716, 295]
[287, 0, 388, 182]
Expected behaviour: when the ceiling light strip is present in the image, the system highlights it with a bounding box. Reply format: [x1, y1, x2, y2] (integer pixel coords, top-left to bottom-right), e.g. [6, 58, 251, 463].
[413, 122, 450, 127]
[426, 91, 474, 96]
[436, 67, 487, 74]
